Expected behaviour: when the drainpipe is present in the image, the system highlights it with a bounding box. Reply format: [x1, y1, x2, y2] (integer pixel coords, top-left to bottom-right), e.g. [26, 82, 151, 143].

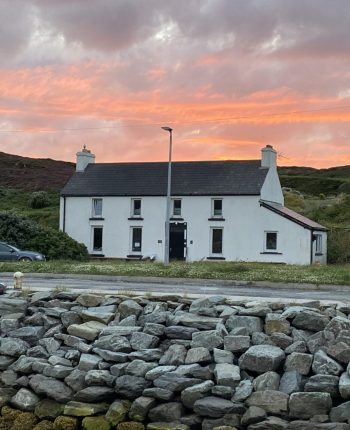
[310, 229, 314, 265]
[63, 197, 66, 233]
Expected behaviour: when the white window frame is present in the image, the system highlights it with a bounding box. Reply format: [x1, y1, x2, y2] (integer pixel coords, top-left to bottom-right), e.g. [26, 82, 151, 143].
[172, 198, 182, 217]
[91, 226, 103, 253]
[315, 234, 322, 254]
[210, 227, 223, 256]
[264, 231, 278, 252]
[92, 198, 103, 218]
[212, 198, 223, 217]
[130, 226, 142, 254]
[131, 198, 142, 217]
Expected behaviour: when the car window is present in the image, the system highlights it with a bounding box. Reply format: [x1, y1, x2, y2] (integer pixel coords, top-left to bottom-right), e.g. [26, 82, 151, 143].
[0, 244, 11, 252]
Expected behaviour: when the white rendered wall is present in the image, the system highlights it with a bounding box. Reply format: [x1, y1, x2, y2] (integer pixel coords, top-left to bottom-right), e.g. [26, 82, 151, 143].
[260, 167, 284, 205]
[60, 195, 324, 264]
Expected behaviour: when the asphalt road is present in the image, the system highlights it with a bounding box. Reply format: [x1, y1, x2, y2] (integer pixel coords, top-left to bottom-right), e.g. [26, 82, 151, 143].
[1, 274, 350, 303]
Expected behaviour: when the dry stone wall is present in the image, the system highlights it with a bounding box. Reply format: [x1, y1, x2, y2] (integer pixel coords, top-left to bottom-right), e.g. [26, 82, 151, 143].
[0, 291, 350, 430]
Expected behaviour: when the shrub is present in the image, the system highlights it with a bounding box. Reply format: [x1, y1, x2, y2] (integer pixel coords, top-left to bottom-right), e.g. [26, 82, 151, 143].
[0, 211, 88, 260]
[29, 191, 50, 209]
[327, 228, 350, 263]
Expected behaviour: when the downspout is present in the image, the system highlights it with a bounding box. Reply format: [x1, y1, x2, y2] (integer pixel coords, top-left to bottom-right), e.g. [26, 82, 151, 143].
[310, 228, 314, 265]
[63, 197, 66, 233]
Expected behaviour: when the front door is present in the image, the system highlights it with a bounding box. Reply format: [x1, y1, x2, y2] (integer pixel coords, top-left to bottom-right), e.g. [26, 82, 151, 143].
[169, 222, 187, 260]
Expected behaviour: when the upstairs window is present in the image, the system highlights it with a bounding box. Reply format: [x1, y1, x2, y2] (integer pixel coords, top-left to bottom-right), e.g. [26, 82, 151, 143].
[131, 227, 142, 252]
[132, 199, 142, 217]
[265, 231, 277, 251]
[212, 199, 223, 217]
[173, 199, 182, 216]
[92, 198, 103, 218]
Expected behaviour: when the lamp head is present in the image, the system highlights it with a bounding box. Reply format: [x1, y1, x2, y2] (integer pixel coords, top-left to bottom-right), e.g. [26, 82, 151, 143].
[161, 126, 173, 133]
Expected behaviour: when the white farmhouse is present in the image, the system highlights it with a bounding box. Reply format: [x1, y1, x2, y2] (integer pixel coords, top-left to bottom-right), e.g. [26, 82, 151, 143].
[60, 145, 327, 264]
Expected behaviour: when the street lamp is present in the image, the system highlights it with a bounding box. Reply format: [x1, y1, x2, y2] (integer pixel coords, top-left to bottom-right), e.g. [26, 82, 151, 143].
[161, 126, 173, 266]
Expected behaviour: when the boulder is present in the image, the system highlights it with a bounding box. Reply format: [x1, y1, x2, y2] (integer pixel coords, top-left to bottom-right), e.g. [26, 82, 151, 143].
[239, 345, 285, 373]
[246, 390, 289, 414]
[214, 364, 241, 388]
[10, 388, 40, 411]
[289, 392, 332, 419]
[129, 396, 156, 422]
[193, 396, 236, 418]
[29, 374, 73, 403]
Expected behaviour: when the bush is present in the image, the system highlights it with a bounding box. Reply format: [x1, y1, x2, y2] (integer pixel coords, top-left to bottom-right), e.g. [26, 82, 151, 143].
[0, 211, 88, 260]
[327, 228, 350, 263]
[29, 191, 50, 209]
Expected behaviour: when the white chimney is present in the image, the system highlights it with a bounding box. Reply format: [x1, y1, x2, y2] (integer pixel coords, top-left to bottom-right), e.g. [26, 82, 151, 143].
[261, 145, 277, 169]
[76, 146, 95, 172]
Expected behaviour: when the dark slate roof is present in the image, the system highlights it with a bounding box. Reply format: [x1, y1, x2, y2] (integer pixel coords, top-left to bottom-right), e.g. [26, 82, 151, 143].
[261, 201, 328, 231]
[61, 160, 268, 197]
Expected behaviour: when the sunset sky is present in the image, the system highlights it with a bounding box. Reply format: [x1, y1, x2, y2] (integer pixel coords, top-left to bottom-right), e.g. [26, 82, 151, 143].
[1, 0, 350, 168]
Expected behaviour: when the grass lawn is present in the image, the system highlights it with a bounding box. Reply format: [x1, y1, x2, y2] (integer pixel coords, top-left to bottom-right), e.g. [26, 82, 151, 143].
[0, 260, 350, 286]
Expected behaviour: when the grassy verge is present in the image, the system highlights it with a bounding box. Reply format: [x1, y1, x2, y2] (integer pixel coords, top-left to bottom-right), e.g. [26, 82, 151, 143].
[0, 260, 350, 286]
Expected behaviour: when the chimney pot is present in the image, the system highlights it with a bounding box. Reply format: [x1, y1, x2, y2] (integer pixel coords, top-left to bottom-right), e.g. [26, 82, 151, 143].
[76, 146, 95, 172]
[261, 145, 277, 168]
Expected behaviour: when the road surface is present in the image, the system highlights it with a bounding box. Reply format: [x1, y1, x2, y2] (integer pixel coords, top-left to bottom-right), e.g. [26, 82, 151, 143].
[1, 274, 349, 303]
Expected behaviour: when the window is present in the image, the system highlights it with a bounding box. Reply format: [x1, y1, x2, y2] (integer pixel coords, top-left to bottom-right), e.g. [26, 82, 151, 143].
[132, 199, 141, 217]
[265, 231, 277, 251]
[92, 227, 103, 252]
[132, 227, 142, 252]
[92, 198, 103, 217]
[211, 228, 223, 254]
[173, 199, 182, 216]
[315, 234, 322, 254]
[212, 199, 223, 217]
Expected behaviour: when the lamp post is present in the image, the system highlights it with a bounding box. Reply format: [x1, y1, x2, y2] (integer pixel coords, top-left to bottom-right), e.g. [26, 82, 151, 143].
[161, 126, 173, 266]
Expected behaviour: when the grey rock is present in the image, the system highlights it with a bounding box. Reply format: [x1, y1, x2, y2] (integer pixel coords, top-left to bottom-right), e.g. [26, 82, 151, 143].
[0, 370, 17, 387]
[339, 372, 350, 399]
[67, 321, 106, 341]
[129, 349, 163, 362]
[0, 314, 20, 335]
[271, 332, 293, 349]
[191, 330, 223, 350]
[145, 366, 177, 381]
[304, 374, 339, 397]
[312, 350, 343, 376]
[118, 314, 137, 326]
[100, 326, 142, 336]
[81, 306, 116, 324]
[251, 332, 273, 345]
[8, 325, 45, 346]
[193, 396, 236, 418]
[181, 380, 214, 408]
[173, 313, 222, 330]
[143, 387, 175, 400]
[201, 413, 240, 430]
[153, 373, 202, 392]
[130, 331, 159, 350]
[43, 365, 73, 379]
[29, 374, 73, 403]
[241, 406, 267, 427]
[324, 316, 350, 336]
[85, 370, 115, 386]
[26, 345, 49, 358]
[110, 363, 128, 377]
[78, 353, 103, 371]
[226, 315, 263, 334]
[93, 348, 129, 362]
[0, 297, 27, 316]
[265, 313, 291, 335]
[292, 310, 329, 332]
[0, 355, 16, 370]
[285, 341, 307, 354]
[74, 385, 114, 402]
[327, 341, 350, 364]
[330, 400, 350, 422]
[213, 348, 233, 364]
[48, 355, 72, 366]
[239, 345, 285, 374]
[165, 325, 199, 339]
[214, 363, 241, 387]
[129, 396, 156, 421]
[118, 299, 143, 319]
[246, 390, 289, 414]
[211, 385, 234, 399]
[93, 334, 131, 352]
[289, 392, 332, 419]
[10, 355, 38, 373]
[288, 421, 349, 430]
[115, 375, 151, 399]
[149, 402, 185, 422]
[284, 352, 313, 375]
[10, 388, 40, 411]
[186, 347, 211, 364]
[126, 360, 158, 377]
[55, 333, 92, 353]
[224, 335, 250, 353]
[143, 323, 165, 336]
[232, 379, 253, 402]
[0, 337, 29, 357]
[76, 293, 104, 307]
[279, 370, 303, 394]
[159, 344, 187, 365]
[238, 305, 272, 317]
[61, 311, 82, 327]
[65, 369, 87, 392]
[253, 371, 280, 391]
[247, 416, 289, 429]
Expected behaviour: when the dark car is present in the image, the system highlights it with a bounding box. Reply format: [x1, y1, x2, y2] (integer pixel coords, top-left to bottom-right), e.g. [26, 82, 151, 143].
[0, 241, 45, 262]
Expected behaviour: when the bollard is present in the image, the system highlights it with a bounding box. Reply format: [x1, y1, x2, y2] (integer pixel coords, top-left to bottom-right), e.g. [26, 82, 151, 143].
[13, 272, 24, 290]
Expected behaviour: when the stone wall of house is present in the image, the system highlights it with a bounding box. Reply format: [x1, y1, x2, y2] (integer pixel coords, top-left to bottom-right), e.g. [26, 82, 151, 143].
[0, 291, 350, 430]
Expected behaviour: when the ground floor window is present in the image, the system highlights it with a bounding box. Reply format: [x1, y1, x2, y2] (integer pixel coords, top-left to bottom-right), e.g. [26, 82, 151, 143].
[92, 227, 103, 252]
[315, 234, 322, 254]
[131, 227, 142, 252]
[265, 231, 277, 251]
[211, 228, 223, 254]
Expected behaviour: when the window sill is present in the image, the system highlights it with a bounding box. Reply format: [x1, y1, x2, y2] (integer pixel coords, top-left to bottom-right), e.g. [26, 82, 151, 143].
[126, 254, 143, 260]
[91, 253, 104, 257]
[128, 217, 144, 220]
[207, 256, 226, 260]
[89, 217, 105, 221]
[170, 217, 184, 221]
[260, 251, 283, 255]
[208, 217, 225, 221]
[315, 253, 323, 256]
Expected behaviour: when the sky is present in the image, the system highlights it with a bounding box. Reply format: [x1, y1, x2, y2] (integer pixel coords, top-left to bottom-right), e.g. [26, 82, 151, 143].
[0, 0, 350, 168]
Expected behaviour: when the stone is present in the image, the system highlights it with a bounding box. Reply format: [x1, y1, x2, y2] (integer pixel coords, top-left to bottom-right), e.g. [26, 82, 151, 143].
[241, 406, 267, 427]
[143, 387, 175, 401]
[185, 347, 211, 364]
[147, 423, 189, 430]
[213, 348, 233, 364]
[288, 421, 349, 430]
[285, 341, 307, 354]
[118, 300, 143, 319]
[211, 385, 234, 399]
[0, 355, 16, 370]
[239, 345, 285, 374]
[74, 386, 114, 402]
[193, 396, 236, 418]
[126, 360, 158, 377]
[143, 323, 165, 336]
[284, 352, 313, 375]
[173, 313, 222, 330]
[145, 366, 177, 381]
[76, 294, 104, 307]
[117, 422, 145, 430]
[43, 365, 74, 379]
[247, 416, 289, 429]
[289, 392, 332, 419]
[0, 297, 27, 316]
[292, 310, 329, 332]
[279, 371, 303, 394]
[129, 396, 156, 422]
[100, 326, 142, 336]
[253, 371, 280, 391]
[271, 333, 293, 349]
[130, 332, 159, 350]
[61, 311, 83, 328]
[8, 326, 45, 346]
[0, 337, 29, 357]
[64, 401, 109, 416]
[82, 416, 111, 430]
[214, 364, 241, 387]
[246, 390, 289, 414]
[304, 374, 339, 397]
[224, 335, 250, 353]
[181, 381, 214, 408]
[164, 326, 199, 339]
[10, 388, 40, 411]
[93, 348, 129, 362]
[81, 305, 116, 324]
[312, 350, 343, 376]
[0, 314, 21, 335]
[53, 415, 79, 430]
[55, 334, 91, 353]
[339, 372, 350, 399]
[330, 400, 350, 422]
[153, 373, 201, 392]
[1, 370, 17, 386]
[48, 356, 71, 367]
[105, 399, 131, 426]
[29, 375, 73, 403]
[35, 399, 65, 419]
[115, 375, 151, 399]
[129, 349, 163, 362]
[191, 330, 223, 350]
[226, 315, 263, 334]
[201, 414, 240, 430]
[67, 321, 106, 341]
[149, 402, 185, 422]
[78, 353, 103, 371]
[232, 379, 253, 402]
[265, 314, 291, 335]
[159, 344, 187, 365]
[327, 342, 350, 364]
[85, 370, 115, 386]
[27, 345, 50, 359]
